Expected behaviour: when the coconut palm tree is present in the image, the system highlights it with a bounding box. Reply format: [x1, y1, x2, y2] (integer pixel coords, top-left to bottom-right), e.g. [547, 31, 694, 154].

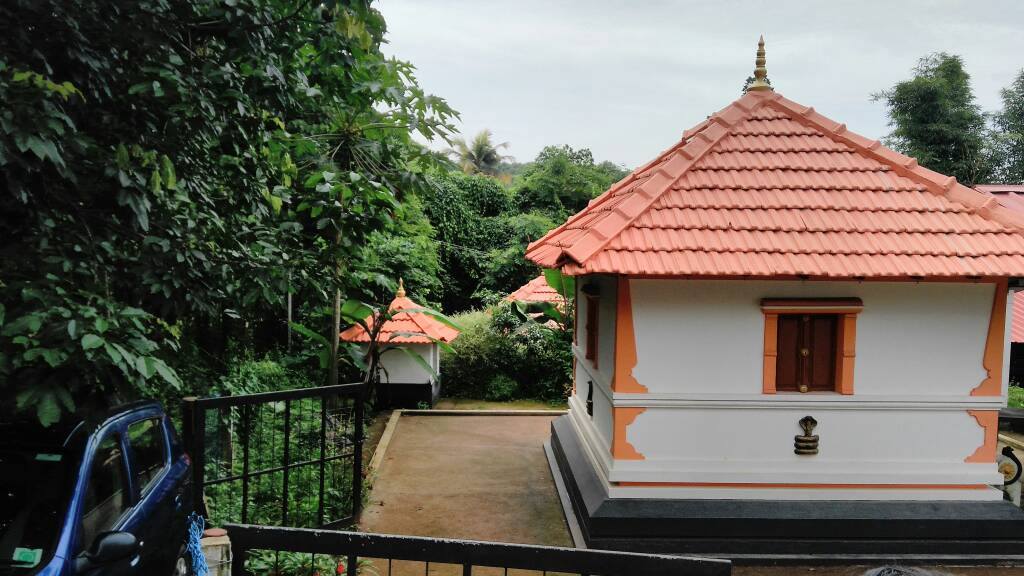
[448, 129, 512, 175]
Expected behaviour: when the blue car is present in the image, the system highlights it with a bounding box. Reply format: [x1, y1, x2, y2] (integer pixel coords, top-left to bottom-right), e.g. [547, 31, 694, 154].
[0, 401, 193, 575]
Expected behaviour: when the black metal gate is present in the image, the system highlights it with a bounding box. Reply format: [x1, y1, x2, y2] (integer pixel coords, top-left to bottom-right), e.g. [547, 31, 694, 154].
[181, 383, 364, 528]
[224, 523, 732, 576]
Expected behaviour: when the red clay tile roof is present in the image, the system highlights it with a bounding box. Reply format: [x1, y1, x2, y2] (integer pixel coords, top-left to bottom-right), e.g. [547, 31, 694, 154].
[979, 186, 1024, 343]
[339, 294, 459, 345]
[526, 90, 1024, 278]
[981, 185, 1024, 214]
[507, 275, 566, 307]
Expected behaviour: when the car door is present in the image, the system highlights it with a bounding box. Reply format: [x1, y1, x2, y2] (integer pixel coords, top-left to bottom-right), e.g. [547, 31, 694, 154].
[121, 415, 175, 574]
[76, 429, 136, 572]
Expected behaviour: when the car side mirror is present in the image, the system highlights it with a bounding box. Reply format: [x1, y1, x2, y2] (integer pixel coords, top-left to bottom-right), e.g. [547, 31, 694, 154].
[86, 531, 139, 564]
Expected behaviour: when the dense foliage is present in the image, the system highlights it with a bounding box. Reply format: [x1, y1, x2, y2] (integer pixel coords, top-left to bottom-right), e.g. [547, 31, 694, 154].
[440, 302, 573, 403]
[875, 54, 1024, 186]
[422, 146, 623, 313]
[0, 0, 456, 424]
[514, 145, 628, 219]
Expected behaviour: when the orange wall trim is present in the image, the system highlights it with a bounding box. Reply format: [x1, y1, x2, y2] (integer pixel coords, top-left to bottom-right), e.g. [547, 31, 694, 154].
[965, 410, 999, 463]
[762, 313, 778, 394]
[612, 407, 645, 460]
[613, 277, 647, 393]
[972, 279, 1008, 397]
[837, 313, 857, 395]
[615, 481, 988, 490]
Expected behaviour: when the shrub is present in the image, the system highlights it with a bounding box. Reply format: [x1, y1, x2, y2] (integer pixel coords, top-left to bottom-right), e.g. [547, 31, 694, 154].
[216, 355, 315, 397]
[485, 374, 519, 401]
[440, 302, 571, 402]
[1010, 385, 1024, 409]
[438, 310, 503, 398]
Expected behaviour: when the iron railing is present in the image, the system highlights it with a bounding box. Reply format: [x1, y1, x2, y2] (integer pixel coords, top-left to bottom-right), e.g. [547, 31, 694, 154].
[182, 383, 365, 529]
[224, 523, 732, 576]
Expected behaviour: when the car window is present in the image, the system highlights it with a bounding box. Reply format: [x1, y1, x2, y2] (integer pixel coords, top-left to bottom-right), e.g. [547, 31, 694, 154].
[0, 449, 72, 571]
[127, 418, 167, 495]
[79, 434, 129, 552]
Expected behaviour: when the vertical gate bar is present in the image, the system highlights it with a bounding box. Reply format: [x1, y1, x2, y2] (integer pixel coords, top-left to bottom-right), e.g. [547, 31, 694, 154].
[352, 390, 364, 517]
[241, 404, 251, 523]
[192, 400, 208, 517]
[281, 399, 292, 526]
[347, 554, 357, 576]
[231, 541, 247, 576]
[318, 393, 328, 526]
[463, 564, 472, 576]
[181, 397, 198, 513]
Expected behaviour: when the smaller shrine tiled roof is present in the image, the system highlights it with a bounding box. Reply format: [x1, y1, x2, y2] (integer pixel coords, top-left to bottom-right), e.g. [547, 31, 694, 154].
[339, 281, 459, 344]
[507, 275, 567, 307]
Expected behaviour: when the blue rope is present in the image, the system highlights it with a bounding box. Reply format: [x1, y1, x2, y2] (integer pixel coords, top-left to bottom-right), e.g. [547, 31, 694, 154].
[186, 513, 210, 576]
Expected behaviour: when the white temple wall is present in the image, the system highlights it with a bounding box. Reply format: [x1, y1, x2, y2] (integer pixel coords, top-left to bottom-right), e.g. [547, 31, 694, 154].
[565, 277, 1009, 500]
[377, 343, 436, 384]
[629, 279, 995, 399]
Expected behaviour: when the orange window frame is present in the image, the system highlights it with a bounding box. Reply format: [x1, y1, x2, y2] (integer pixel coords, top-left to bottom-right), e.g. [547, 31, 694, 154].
[761, 298, 862, 395]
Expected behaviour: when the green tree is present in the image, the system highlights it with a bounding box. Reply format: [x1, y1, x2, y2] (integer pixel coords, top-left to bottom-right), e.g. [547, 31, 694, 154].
[479, 212, 558, 297]
[352, 194, 443, 307]
[874, 53, 993, 186]
[514, 145, 628, 218]
[0, 0, 455, 423]
[422, 172, 492, 312]
[993, 69, 1024, 183]
[448, 129, 512, 175]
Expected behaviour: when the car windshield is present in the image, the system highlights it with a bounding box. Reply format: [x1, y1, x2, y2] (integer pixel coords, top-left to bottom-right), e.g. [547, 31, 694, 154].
[0, 448, 72, 572]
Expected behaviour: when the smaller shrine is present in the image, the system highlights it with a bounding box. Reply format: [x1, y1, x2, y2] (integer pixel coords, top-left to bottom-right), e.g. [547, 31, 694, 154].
[339, 280, 459, 407]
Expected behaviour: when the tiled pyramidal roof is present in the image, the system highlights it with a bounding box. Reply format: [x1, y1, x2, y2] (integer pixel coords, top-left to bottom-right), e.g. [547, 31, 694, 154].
[507, 274, 566, 306]
[526, 90, 1024, 277]
[339, 294, 459, 345]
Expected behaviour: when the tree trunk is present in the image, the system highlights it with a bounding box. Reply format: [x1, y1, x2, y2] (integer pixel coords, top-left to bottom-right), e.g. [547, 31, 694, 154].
[327, 229, 344, 388]
[328, 286, 341, 387]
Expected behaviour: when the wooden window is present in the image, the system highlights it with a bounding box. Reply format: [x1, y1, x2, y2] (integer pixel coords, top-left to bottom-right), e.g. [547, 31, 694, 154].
[761, 298, 862, 395]
[776, 314, 838, 392]
[585, 296, 599, 367]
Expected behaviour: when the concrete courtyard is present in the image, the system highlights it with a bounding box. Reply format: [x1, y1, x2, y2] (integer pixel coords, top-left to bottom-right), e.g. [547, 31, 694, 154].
[359, 413, 572, 547]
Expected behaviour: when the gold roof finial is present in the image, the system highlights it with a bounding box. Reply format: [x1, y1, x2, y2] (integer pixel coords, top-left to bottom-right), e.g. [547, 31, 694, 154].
[396, 278, 406, 298]
[746, 35, 773, 92]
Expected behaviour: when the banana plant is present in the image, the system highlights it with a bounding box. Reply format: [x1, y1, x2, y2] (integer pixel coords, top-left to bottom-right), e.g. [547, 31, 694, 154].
[511, 268, 575, 333]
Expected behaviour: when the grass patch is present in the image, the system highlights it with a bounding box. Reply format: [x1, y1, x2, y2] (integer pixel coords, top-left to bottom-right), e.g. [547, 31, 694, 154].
[433, 397, 567, 410]
[1010, 385, 1024, 408]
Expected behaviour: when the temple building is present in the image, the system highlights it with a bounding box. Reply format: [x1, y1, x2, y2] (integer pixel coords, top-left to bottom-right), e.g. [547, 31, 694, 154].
[529, 38, 1024, 557]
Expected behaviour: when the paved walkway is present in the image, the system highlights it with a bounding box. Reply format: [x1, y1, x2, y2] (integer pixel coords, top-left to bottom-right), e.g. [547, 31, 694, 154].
[359, 414, 571, 547]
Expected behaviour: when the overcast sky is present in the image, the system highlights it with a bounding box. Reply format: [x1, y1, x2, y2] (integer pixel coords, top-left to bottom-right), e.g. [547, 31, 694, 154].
[378, 1, 1024, 169]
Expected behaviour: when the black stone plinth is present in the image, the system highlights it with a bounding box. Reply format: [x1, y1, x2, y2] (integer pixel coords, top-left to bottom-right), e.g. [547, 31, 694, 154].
[549, 415, 1024, 565]
[375, 381, 437, 408]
